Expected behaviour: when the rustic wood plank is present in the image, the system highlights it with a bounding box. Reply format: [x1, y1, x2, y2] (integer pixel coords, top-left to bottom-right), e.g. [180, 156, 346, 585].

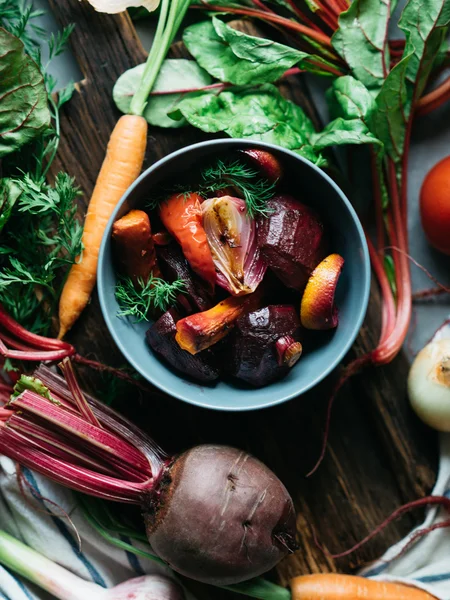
[46, 2, 438, 598]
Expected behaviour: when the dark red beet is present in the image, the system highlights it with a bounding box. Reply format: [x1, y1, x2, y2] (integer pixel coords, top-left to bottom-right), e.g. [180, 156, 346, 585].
[157, 243, 213, 313]
[144, 445, 297, 585]
[146, 309, 220, 382]
[229, 305, 303, 386]
[257, 194, 327, 290]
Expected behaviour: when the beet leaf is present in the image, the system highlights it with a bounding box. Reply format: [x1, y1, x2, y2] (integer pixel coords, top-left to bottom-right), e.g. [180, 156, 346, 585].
[0, 28, 50, 157]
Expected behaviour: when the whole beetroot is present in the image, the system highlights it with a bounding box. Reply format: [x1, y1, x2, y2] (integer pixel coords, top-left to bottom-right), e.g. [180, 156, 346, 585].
[257, 195, 327, 290]
[144, 445, 298, 586]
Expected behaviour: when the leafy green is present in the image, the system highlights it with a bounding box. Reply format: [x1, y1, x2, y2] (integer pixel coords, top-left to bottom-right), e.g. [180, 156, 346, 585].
[313, 118, 382, 151]
[332, 0, 391, 94]
[183, 17, 331, 86]
[0, 179, 22, 233]
[370, 0, 450, 162]
[171, 84, 325, 166]
[115, 276, 186, 322]
[327, 75, 377, 121]
[12, 375, 56, 402]
[113, 59, 212, 128]
[0, 173, 83, 334]
[0, 27, 51, 157]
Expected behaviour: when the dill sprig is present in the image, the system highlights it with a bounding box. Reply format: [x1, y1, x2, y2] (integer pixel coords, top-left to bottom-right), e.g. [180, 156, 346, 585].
[0, 2, 78, 335]
[115, 276, 186, 322]
[200, 159, 276, 218]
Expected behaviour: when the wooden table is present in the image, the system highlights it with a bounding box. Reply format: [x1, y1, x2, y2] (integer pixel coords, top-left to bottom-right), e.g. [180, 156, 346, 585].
[47, 2, 438, 597]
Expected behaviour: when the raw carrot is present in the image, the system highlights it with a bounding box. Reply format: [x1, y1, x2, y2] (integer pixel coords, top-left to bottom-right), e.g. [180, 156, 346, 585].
[290, 574, 437, 600]
[112, 209, 160, 285]
[58, 115, 147, 339]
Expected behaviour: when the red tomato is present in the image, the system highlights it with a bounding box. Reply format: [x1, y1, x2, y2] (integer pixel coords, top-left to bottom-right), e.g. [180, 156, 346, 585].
[420, 156, 450, 255]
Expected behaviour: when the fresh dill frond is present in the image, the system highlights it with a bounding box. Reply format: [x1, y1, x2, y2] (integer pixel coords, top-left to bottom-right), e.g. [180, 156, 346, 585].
[199, 159, 276, 218]
[0, 2, 79, 335]
[115, 276, 186, 322]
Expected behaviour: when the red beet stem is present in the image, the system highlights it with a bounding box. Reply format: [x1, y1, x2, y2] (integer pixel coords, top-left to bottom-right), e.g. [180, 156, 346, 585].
[0, 305, 73, 352]
[0, 361, 168, 504]
[416, 76, 450, 117]
[191, 4, 334, 47]
[314, 496, 450, 559]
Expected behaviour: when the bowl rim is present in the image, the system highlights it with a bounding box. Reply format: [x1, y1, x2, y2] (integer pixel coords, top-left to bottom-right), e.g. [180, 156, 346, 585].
[98, 138, 371, 411]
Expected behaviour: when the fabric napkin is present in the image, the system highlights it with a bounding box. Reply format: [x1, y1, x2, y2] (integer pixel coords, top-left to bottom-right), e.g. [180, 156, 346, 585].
[363, 433, 450, 599]
[0, 457, 194, 600]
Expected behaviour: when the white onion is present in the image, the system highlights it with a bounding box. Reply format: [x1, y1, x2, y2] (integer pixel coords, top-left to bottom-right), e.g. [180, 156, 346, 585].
[82, 0, 160, 14]
[407, 338, 450, 432]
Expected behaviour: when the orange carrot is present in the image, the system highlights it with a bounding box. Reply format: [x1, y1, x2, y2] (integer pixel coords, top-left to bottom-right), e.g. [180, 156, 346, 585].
[112, 209, 160, 285]
[58, 115, 148, 339]
[159, 192, 216, 288]
[291, 574, 437, 600]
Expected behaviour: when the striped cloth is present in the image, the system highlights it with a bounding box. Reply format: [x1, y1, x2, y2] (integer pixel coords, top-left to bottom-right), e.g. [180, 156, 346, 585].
[0, 457, 195, 600]
[363, 433, 450, 599]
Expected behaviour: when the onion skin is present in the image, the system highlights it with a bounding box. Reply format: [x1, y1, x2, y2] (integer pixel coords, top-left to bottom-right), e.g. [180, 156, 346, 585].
[408, 339, 450, 432]
[144, 445, 297, 586]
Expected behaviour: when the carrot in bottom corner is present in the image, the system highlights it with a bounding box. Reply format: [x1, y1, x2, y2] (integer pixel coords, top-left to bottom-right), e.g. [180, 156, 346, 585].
[58, 114, 148, 339]
[290, 574, 437, 600]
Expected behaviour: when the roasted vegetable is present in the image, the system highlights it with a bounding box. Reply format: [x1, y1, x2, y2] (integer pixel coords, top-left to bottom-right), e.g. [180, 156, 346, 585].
[146, 308, 220, 382]
[229, 305, 302, 386]
[159, 192, 216, 288]
[202, 195, 266, 296]
[257, 195, 327, 290]
[157, 243, 213, 313]
[240, 148, 283, 183]
[300, 253, 344, 330]
[112, 209, 160, 284]
[175, 295, 254, 355]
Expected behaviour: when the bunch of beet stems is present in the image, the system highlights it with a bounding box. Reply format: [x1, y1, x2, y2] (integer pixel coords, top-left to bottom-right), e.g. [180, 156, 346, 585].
[0, 305, 155, 393]
[192, 0, 450, 472]
[192, 1, 450, 114]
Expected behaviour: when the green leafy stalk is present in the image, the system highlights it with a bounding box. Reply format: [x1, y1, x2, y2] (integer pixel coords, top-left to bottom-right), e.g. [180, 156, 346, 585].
[0, 530, 97, 600]
[129, 0, 191, 116]
[115, 275, 186, 322]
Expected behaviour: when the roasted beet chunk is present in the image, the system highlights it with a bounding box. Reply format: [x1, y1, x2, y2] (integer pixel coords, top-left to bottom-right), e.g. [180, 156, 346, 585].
[146, 309, 219, 383]
[229, 305, 302, 386]
[157, 243, 213, 314]
[257, 194, 327, 290]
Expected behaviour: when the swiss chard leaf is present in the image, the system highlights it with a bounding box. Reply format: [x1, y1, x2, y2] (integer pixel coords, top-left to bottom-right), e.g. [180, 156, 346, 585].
[183, 18, 331, 86]
[113, 59, 212, 128]
[332, 0, 391, 94]
[170, 84, 325, 166]
[327, 75, 377, 120]
[313, 118, 382, 151]
[0, 27, 50, 157]
[370, 0, 450, 161]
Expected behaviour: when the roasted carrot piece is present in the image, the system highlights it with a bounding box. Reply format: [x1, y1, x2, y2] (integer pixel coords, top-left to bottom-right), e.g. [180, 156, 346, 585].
[58, 115, 148, 339]
[290, 574, 437, 600]
[175, 296, 249, 355]
[112, 209, 160, 285]
[159, 192, 216, 289]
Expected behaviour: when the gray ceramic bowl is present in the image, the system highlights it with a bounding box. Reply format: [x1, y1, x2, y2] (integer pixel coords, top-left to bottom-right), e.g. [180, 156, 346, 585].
[98, 139, 370, 411]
